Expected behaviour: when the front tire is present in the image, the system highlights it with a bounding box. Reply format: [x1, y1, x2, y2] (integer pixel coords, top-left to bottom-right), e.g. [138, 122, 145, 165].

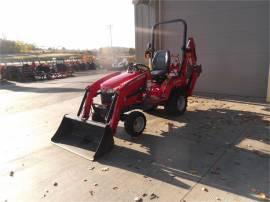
[165, 89, 187, 116]
[124, 111, 146, 137]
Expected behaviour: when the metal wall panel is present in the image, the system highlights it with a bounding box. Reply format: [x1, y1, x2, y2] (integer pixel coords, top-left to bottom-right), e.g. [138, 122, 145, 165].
[135, 0, 269, 97]
[135, 1, 157, 63]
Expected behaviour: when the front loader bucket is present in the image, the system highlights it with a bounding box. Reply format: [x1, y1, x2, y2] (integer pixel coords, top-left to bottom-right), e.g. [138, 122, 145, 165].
[51, 115, 114, 161]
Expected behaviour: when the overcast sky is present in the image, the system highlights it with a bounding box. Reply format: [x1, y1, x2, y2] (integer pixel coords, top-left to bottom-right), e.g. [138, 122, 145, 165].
[0, 0, 135, 49]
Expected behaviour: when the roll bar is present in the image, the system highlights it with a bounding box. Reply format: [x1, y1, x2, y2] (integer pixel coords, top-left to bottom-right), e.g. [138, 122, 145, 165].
[150, 19, 187, 55]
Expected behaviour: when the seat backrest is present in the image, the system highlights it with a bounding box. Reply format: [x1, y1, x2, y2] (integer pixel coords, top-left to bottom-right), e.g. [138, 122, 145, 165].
[152, 50, 171, 71]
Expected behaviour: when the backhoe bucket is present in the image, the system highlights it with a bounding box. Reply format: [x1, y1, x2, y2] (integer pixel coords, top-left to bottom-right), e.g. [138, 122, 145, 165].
[51, 115, 114, 161]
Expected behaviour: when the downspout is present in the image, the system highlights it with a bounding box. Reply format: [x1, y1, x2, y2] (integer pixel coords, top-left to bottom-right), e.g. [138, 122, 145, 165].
[158, 0, 162, 50]
[267, 64, 270, 102]
[267, 2, 270, 102]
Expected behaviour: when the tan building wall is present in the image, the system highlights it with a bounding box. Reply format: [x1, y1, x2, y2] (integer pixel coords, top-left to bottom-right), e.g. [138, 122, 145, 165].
[134, 0, 269, 98]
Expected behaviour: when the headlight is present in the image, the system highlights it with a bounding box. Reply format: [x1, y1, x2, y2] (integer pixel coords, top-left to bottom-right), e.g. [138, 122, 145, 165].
[101, 88, 115, 94]
[106, 88, 115, 94]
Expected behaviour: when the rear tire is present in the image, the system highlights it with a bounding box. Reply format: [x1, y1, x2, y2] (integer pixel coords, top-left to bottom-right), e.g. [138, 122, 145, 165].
[124, 111, 146, 137]
[165, 89, 187, 116]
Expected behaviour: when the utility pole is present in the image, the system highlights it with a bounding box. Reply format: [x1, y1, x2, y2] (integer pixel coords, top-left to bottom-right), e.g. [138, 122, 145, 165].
[108, 24, 113, 48]
[107, 24, 114, 63]
[1, 33, 7, 40]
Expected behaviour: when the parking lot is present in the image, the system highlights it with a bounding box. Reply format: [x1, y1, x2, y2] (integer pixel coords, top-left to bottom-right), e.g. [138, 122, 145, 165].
[0, 71, 269, 202]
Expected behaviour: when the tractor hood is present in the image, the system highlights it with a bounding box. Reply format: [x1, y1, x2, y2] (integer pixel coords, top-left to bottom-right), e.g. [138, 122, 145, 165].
[100, 71, 141, 91]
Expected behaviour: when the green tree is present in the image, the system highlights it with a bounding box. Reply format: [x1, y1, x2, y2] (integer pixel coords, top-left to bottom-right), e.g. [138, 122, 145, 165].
[0, 39, 37, 54]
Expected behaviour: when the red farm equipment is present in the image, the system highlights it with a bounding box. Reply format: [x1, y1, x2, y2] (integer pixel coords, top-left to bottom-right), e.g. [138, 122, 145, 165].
[51, 19, 202, 160]
[5, 63, 35, 82]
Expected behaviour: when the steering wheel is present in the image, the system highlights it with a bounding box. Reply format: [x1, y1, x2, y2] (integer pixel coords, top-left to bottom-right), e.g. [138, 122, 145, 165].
[128, 63, 150, 72]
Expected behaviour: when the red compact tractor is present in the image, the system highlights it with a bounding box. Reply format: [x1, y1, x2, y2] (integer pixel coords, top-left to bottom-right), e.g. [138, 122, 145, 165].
[51, 19, 202, 160]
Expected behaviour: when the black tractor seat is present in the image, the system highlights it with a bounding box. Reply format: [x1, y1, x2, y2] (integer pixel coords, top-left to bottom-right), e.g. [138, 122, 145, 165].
[151, 50, 171, 83]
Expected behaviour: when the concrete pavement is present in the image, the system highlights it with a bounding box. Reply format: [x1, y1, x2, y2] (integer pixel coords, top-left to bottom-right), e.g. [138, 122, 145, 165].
[0, 71, 269, 202]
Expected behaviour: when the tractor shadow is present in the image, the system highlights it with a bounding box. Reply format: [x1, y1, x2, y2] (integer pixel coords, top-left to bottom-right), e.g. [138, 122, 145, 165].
[0, 80, 16, 86]
[100, 107, 270, 201]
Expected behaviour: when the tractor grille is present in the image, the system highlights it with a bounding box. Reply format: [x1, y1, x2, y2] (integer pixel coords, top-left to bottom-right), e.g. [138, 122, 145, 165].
[101, 92, 114, 105]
